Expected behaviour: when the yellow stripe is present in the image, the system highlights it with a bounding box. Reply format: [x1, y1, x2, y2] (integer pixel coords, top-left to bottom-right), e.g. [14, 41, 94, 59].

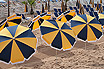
[89, 24, 102, 32]
[40, 16, 51, 20]
[11, 40, 24, 63]
[33, 16, 40, 22]
[67, 12, 76, 17]
[99, 13, 104, 19]
[9, 17, 21, 21]
[57, 14, 63, 20]
[0, 39, 12, 53]
[61, 15, 67, 23]
[14, 25, 29, 38]
[7, 22, 18, 26]
[15, 38, 37, 49]
[60, 32, 72, 50]
[41, 20, 58, 29]
[87, 25, 96, 41]
[42, 30, 59, 44]
[7, 14, 16, 20]
[71, 15, 86, 23]
[32, 20, 40, 30]
[56, 21, 64, 29]
[61, 29, 75, 38]
[0, 28, 13, 38]
[0, 23, 6, 31]
[71, 24, 86, 36]
[86, 14, 95, 23]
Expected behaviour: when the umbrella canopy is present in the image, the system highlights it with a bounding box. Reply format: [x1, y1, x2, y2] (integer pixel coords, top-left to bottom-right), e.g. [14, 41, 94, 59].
[28, 12, 51, 31]
[0, 25, 37, 64]
[70, 14, 102, 42]
[99, 12, 104, 26]
[57, 10, 76, 23]
[40, 20, 76, 50]
[0, 14, 22, 31]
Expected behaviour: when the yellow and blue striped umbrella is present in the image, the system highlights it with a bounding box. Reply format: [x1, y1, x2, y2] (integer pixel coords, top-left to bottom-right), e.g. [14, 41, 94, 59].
[0, 25, 37, 64]
[71, 14, 102, 42]
[28, 12, 51, 31]
[99, 12, 104, 26]
[0, 14, 22, 31]
[40, 20, 76, 50]
[57, 10, 76, 23]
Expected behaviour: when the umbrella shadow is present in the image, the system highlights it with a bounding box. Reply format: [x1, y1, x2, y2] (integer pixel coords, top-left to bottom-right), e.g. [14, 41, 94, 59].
[74, 41, 99, 50]
[17, 56, 44, 69]
[37, 45, 75, 59]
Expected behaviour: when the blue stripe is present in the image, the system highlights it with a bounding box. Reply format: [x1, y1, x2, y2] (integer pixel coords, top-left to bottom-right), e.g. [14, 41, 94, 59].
[0, 40, 13, 63]
[16, 29, 36, 38]
[65, 15, 73, 21]
[71, 20, 85, 27]
[77, 25, 87, 41]
[46, 20, 59, 28]
[99, 19, 104, 26]
[15, 40, 35, 59]
[51, 31, 62, 49]
[89, 18, 100, 24]
[89, 25, 102, 39]
[40, 26, 58, 35]
[61, 23, 72, 30]
[9, 19, 21, 24]
[7, 25, 18, 37]
[62, 31, 76, 46]
[0, 36, 11, 42]
[78, 14, 87, 22]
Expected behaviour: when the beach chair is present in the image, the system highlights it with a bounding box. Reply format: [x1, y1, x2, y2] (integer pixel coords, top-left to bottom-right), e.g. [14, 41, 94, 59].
[36, 11, 40, 15]
[89, 11, 94, 17]
[59, 12, 62, 15]
[87, 5, 91, 8]
[54, 8, 58, 12]
[102, 6, 104, 11]
[73, 7, 77, 10]
[83, 5, 86, 8]
[69, 6, 73, 10]
[85, 8, 89, 12]
[90, 8, 94, 12]
[94, 12, 98, 16]
[95, 4, 97, 7]
[54, 12, 59, 17]
[21, 14, 31, 23]
[58, 9, 61, 12]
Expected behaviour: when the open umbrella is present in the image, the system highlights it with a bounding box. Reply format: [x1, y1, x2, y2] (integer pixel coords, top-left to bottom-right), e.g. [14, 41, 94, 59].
[40, 20, 76, 50]
[0, 25, 37, 64]
[70, 14, 102, 42]
[57, 10, 76, 23]
[28, 12, 51, 31]
[99, 12, 104, 26]
[0, 14, 22, 31]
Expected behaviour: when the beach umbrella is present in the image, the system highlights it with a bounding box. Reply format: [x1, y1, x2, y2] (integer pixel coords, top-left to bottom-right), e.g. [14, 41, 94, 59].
[96, 1, 99, 11]
[100, 0, 102, 4]
[70, 14, 102, 42]
[40, 20, 76, 50]
[0, 25, 37, 64]
[45, 2, 48, 10]
[89, 0, 92, 4]
[57, 10, 76, 23]
[92, 0, 94, 8]
[28, 12, 51, 31]
[99, 12, 104, 26]
[24, 3, 28, 13]
[0, 14, 22, 31]
[42, 4, 45, 13]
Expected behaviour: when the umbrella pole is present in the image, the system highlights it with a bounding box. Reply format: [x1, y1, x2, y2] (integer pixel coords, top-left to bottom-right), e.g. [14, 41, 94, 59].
[85, 42, 86, 50]
[16, 64, 18, 69]
[55, 49, 57, 64]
